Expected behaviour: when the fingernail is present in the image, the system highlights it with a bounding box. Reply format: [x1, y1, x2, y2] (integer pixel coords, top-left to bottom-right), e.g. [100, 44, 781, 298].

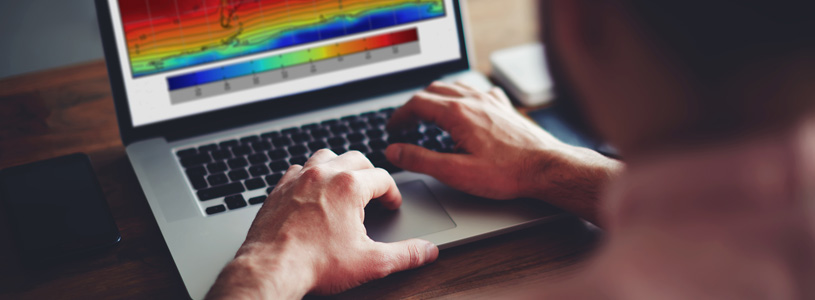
[387, 145, 402, 163]
[424, 242, 439, 263]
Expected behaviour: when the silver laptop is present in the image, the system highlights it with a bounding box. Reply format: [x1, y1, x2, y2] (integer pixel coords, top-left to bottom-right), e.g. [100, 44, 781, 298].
[95, 0, 563, 298]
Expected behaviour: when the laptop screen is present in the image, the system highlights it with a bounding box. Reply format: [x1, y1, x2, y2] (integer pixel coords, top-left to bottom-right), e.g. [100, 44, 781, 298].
[107, 0, 463, 127]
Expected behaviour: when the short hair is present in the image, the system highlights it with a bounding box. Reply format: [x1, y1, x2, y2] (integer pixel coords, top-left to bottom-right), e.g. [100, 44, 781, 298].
[622, 0, 815, 83]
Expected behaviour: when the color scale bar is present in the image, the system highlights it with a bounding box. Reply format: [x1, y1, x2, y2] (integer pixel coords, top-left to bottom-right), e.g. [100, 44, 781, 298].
[167, 29, 419, 91]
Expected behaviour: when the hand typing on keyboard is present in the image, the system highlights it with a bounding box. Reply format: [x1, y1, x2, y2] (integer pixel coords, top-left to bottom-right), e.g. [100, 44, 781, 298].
[206, 149, 438, 299]
[386, 81, 619, 223]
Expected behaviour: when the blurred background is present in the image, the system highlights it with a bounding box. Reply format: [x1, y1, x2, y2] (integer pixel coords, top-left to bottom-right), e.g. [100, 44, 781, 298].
[0, 0, 537, 79]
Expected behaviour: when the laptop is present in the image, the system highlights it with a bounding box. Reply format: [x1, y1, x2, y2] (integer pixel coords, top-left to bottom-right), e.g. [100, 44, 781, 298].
[94, 0, 563, 298]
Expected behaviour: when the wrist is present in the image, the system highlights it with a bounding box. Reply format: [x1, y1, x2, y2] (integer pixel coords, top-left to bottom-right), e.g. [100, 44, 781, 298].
[522, 145, 622, 224]
[207, 241, 316, 300]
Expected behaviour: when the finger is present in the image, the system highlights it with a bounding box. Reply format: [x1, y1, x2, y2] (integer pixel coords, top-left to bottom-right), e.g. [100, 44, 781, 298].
[305, 148, 337, 167]
[327, 151, 375, 170]
[353, 168, 401, 209]
[278, 164, 303, 185]
[385, 144, 473, 181]
[425, 81, 468, 97]
[453, 80, 479, 92]
[488, 87, 513, 106]
[387, 92, 455, 132]
[373, 239, 439, 276]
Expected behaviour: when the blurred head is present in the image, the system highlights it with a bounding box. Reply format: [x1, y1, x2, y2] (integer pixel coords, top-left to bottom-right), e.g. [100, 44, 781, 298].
[540, 0, 815, 156]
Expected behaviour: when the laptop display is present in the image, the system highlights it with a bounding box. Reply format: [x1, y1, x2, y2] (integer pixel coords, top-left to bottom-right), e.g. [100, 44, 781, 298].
[106, 0, 462, 127]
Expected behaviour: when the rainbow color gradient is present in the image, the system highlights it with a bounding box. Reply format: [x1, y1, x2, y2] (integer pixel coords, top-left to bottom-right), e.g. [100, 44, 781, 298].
[167, 28, 418, 90]
[119, 0, 445, 77]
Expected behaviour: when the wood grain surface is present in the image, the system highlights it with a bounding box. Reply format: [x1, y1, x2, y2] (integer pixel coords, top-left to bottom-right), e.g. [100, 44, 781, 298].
[0, 1, 599, 299]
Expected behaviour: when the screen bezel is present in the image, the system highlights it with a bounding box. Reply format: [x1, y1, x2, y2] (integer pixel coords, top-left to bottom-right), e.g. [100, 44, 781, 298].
[95, 0, 471, 146]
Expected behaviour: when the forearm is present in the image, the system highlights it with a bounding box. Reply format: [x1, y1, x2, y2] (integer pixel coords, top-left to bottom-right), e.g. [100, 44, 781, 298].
[525, 146, 623, 226]
[206, 243, 314, 300]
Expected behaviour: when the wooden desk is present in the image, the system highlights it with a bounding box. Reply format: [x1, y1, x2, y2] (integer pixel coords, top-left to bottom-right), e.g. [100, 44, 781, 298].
[0, 1, 598, 298]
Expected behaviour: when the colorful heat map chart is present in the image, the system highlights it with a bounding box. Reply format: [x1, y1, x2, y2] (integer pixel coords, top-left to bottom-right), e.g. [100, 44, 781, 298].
[167, 28, 418, 91]
[119, 0, 446, 77]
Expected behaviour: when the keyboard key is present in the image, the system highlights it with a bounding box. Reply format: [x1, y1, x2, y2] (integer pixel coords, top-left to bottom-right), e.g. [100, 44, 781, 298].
[261, 131, 281, 140]
[198, 144, 218, 153]
[288, 145, 308, 156]
[245, 178, 266, 190]
[366, 129, 385, 139]
[267, 187, 275, 194]
[379, 107, 396, 115]
[225, 195, 248, 210]
[311, 129, 330, 139]
[273, 137, 293, 148]
[177, 148, 198, 157]
[240, 135, 261, 144]
[197, 182, 245, 201]
[180, 153, 211, 168]
[232, 145, 252, 156]
[248, 196, 266, 205]
[206, 205, 227, 215]
[367, 151, 386, 163]
[423, 139, 443, 151]
[282, 127, 301, 136]
[291, 133, 311, 143]
[347, 133, 366, 144]
[328, 137, 346, 148]
[249, 164, 271, 177]
[219, 140, 239, 149]
[252, 141, 273, 152]
[268, 149, 288, 160]
[331, 147, 347, 155]
[361, 111, 377, 118]
[321, 119, 339, 126]
[188, 175, 208, 190]
[248, 153, 269, 164]
[211, 149, 232, 160]
[341, 115, 359, 122]
[331, 125, 351, 135]
[308, 141, 328, 152]
[227, 157, 249, 169]
[207, 162, 228, 173]
[349, 143, 370, 154]
[369, 139, 389, 151]
[186, 166, 207, 176]
[265, 174, 283, 186]
[270, 160, 290, 172]
[425, 126, 443, 138]
[349, 121, 368, 131]
[369, 116, 387, 126]
[289, 156, 308, 166]
[228, 169, 249, 181]
[301, 123, 320, 131]
[207, 173, 229, 186]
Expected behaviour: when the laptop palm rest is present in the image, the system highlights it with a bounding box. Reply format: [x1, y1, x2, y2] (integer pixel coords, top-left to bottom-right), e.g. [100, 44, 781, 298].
[364, 180, 456, 243]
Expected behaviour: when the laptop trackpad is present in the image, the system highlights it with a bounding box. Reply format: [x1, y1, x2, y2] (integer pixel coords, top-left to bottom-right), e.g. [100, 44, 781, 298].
[364, 180, 456, 243]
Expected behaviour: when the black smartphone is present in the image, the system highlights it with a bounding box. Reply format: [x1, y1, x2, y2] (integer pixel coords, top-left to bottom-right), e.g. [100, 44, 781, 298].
[0, 153, 121, 265]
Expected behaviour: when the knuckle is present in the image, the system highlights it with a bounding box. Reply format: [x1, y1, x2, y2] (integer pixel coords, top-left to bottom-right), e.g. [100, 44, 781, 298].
[313, 148, 334, 156]
[332, 170, 359, 187]
[407, 242, 423, 267]
[301, 166, 327, 182]
[447, 100, 468, 116]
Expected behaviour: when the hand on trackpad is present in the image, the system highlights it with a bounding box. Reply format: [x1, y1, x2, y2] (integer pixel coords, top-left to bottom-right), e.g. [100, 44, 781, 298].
[364, 180, 456, 243]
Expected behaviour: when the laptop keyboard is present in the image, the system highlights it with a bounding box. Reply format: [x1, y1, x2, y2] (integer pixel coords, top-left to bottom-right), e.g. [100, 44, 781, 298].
[174, 106, 455, 215]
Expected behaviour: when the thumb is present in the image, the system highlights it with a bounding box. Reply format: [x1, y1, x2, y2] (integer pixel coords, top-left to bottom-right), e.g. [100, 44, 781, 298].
[376, 239, 439, 275]
[386, 144, 469, 179]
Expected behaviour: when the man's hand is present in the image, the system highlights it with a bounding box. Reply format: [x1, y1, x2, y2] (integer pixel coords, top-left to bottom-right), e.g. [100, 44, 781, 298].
[387, 81, 620, 223]
[206, 150, 439, 300]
